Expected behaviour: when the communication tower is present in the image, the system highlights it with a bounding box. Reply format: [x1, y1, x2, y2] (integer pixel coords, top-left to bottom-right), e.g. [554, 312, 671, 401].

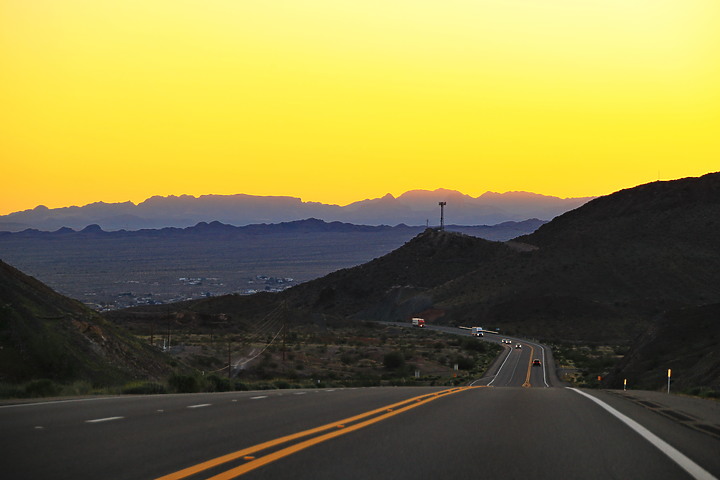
[438, 202, 446, 230]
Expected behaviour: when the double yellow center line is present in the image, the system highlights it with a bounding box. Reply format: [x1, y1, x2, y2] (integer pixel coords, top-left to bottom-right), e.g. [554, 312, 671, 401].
[522, 344, 535, 388]
[156, 386, 480, 480]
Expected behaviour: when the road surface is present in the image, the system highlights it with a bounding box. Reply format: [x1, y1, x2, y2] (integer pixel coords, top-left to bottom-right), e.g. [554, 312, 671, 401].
[1, 329, 718, 479]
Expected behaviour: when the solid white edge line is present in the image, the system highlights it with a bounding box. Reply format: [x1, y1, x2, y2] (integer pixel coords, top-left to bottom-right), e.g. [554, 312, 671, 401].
[0, 396, 116, 409]
[187, 404, 211, 409]
[85, 416, 124, 423]
[568, 388, 717, 480]
[250, 396, 268, 400]
[539, 344, 549, 387]
[485, 346, 513, 386]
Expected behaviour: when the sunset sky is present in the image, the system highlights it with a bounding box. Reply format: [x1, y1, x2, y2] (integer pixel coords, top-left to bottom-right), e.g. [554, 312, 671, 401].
[2, 0, 719, 215]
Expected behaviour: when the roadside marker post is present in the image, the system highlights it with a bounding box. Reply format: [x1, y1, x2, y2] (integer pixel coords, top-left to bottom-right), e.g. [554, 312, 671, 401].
[623, 378, 627, 391]
[667, 369, 672, 394]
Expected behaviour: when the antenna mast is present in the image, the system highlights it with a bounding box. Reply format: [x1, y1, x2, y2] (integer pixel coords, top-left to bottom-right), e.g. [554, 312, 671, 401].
[438, 202, 446, 230]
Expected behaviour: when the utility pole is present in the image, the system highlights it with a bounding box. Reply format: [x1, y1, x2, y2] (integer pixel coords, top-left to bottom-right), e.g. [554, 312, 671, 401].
[438, 202, 446, 230]
[166, 308, 171, 351]
[227, 339, 232, 379]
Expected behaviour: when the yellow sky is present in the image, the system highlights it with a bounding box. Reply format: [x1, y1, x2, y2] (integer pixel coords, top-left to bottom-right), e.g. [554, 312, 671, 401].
[2, 0, 719, 215]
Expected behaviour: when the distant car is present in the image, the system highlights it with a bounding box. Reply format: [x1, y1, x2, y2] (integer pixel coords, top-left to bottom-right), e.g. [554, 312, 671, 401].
[532, 359, 541, 366]
[515, 344, 522, 349]
[502, 339, 511, 344]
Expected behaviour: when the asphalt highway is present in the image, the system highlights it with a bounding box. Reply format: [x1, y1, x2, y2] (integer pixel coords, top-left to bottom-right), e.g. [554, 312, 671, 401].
[1, 327, 718, 480]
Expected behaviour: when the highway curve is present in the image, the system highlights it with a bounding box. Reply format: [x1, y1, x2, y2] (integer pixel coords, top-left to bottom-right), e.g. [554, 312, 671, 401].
[1, 327, 718, 479]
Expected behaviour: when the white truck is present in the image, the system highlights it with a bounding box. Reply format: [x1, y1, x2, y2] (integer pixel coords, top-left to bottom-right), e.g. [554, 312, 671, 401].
[471, 327, 484, 337]
[411, 317, 426, 328]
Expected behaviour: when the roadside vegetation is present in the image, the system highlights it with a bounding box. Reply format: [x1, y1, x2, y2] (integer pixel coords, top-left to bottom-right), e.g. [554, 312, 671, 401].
[0, 323, 501, 399]
[550, 342, 627, 388]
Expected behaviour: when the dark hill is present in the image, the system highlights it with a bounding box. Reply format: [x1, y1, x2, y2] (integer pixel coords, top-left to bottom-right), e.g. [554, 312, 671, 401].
[0, 260, 174, 385]
[518, 172, 720, 250]
[429, 173, 720, 341]
[107, 229, 514, 330]
[109, 173, 720, 342]
[605, 303, 720, 394]
[283, 228, 516, 320]
[107, 174, 720, 391]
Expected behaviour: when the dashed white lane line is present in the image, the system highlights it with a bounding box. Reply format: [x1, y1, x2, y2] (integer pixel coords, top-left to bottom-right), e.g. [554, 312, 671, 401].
[569, 388, 717, 480]
[293, 392, 307, 395]
[187, 403, 212, 409]
[250, 396, 268, 400]
[85, 416, 124, 424]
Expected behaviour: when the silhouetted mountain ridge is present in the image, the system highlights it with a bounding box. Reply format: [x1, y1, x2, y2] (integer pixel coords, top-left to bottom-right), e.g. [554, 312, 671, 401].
[107, 173, 720, 393]
[0, 218, 542, 239]
[0, 189, 592, 231]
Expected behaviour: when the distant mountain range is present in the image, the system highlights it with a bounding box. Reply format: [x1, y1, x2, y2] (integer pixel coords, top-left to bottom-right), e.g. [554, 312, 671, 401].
[0, 218, 545, 311]
[4, 173, 720, 392]
[0, 189, 593, 232]
[109, 173, 720, 392]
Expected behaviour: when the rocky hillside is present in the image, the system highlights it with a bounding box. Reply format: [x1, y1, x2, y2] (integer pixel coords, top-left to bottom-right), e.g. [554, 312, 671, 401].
[0, 260, 175, 385]
[605, 303, 720, 394]
[427, 174, 720, 341]
[107, 173, 720, 391]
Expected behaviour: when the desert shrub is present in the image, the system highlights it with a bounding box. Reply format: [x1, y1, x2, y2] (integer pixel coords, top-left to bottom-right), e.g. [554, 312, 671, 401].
[461, 338, 486, 353]
[24, 379, 60, 398]
[233, 381, 249, 391]
[61, 380, 95, 396]
[122, 382, 167, 395]
[453, 355, 475, 370]
[274, 380, 291, 389]
[684, 387, 719, 399]
[383, 351, 405, 370]
[207, 375, 231, 392]
[0, 383, 25, 398]
[168, 374, 200, 393]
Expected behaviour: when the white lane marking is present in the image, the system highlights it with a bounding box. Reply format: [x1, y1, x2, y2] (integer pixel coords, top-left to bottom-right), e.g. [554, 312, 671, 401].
[34, 426, 44, 430]
[294, 392, 307, 395]
[85, 416, 124, 424]
[485, 347, 513, 386]
[250, 396, 268, 400]
[568, 388, 717, 480]
[506, 349, 524, 386]
[187, 404, 211, 409]
[0, 397, 116, 409]
[537, 343, 549, 387]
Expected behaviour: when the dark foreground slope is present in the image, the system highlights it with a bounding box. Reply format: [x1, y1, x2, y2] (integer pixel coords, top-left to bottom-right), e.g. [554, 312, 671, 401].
[108, 174, 720, 386]
[605, 303, 720, 393]
[0, 260, 174, 385]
